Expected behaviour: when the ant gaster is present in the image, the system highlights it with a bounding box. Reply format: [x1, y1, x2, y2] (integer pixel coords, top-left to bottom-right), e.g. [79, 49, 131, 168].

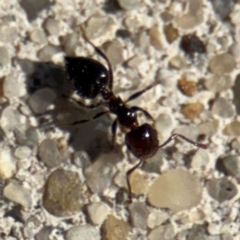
[64, 37, 207, 203]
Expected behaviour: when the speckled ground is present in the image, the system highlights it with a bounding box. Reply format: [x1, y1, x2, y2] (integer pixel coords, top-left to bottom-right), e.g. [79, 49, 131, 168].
[0, 0, 239, 239]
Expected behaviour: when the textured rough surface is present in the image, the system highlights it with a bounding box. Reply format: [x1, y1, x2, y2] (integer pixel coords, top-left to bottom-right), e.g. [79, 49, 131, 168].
[0, 0, 239, 239]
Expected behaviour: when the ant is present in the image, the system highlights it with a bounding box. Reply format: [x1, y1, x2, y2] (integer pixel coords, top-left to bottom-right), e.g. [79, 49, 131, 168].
[64, 37, 207, 203]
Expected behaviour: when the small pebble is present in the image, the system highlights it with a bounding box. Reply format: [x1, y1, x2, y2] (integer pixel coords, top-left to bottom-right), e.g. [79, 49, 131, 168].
[35, 226, 52, 240]
[14, 146, 32, 160]
[87, 202, 109, 225]
[0, 26, 18, 43]
[169, 55, 188, 69]
[147, 210, 170, 229]
[210, 0, 234, 20]
[0, 106, 22, 133]
[105, 40, 124, 66]
[155, 113, 173, 136]
[0, 148, 16, 179]
[129, 169, 149, 195]
[117, 0, 139, 10]
[3, 181, 32, 208]
[73, 151, 91, 170]
[199, 119, 219, 137]
[84, 152, 121, 194]
[19, 0, 52, 21]
[27, 88, 57, 114]
[229, 43, 240, 61]
[180, 34, 205, 55]
[128, 202, 148, 229]
[148, 223, 175, 240]
[116, 29, 131, 39]
[191, 149, 209, 170]
[176, 0, 203, 29]
[84, 15, 114, 39]
[30, 29, 47, 44]
[136, 30, 150, 52]
[160, 12, 174, 22]
[209, 53, 236, 75]
[149, 25, 163, 50]
[127, 55, 143, 69]
[62, 32, 78, 55]
[178, 78, 197, 97]
[43, 17, 59, 36]
[147, 169, 202, 211]
[211, 97, 234, 118]
[231, 139, 240, 150]
[38, 138, 62, 168]
[0, 47, 10, 66]
[23, 226, 34, 239]
[4, 73, 25, 98]
[181, 102, 204, 120]
[223, 121, 240, 136]
[14, 127, 39, 148]
[206, 177, 237, 202]
[204, 75, 232, 92]
[43, 169, 85, 217]
[37, 44, 60, 61]
[217, 155, 240, 179]
[164, 23, 178, 43]
[65, 225, 100, 240]
[102, 215, 130, 240]
[180, 224, 209, 240]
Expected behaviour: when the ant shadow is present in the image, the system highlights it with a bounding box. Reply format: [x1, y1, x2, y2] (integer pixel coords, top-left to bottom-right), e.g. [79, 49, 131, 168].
[17, 58, 118, 161]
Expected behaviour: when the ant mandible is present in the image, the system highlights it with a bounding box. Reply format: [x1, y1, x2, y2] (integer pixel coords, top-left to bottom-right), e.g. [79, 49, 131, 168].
[64, 36, 207, 203]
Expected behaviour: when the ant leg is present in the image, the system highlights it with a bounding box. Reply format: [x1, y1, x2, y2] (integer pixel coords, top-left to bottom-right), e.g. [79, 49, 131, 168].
[83, 35, 114, 90]
[125, 82, 157, 103]
[158, 133, 207, 149]
[131, 106, 154, 121]
[60, 111, 109, 126]
[126, 158, 144, 203]
[111, 119, 118, 143]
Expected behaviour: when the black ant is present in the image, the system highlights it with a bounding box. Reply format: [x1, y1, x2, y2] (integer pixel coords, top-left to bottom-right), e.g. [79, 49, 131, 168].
[64, 37, 207, 203]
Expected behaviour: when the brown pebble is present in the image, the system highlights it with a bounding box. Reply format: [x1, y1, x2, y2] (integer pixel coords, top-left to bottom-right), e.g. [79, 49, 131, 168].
[102, 215, 130, 240]
[129, 170, 149, 195]
[164, 23, 178, 43]
[43, 169, 85, 217]
[182, 102, 204, 120]
[178, 78, 197, 97]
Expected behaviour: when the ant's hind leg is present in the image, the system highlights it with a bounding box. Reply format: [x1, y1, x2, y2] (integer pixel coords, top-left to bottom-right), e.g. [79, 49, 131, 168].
[158, 133, 207, 149]
[126, 158, 144, 203]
